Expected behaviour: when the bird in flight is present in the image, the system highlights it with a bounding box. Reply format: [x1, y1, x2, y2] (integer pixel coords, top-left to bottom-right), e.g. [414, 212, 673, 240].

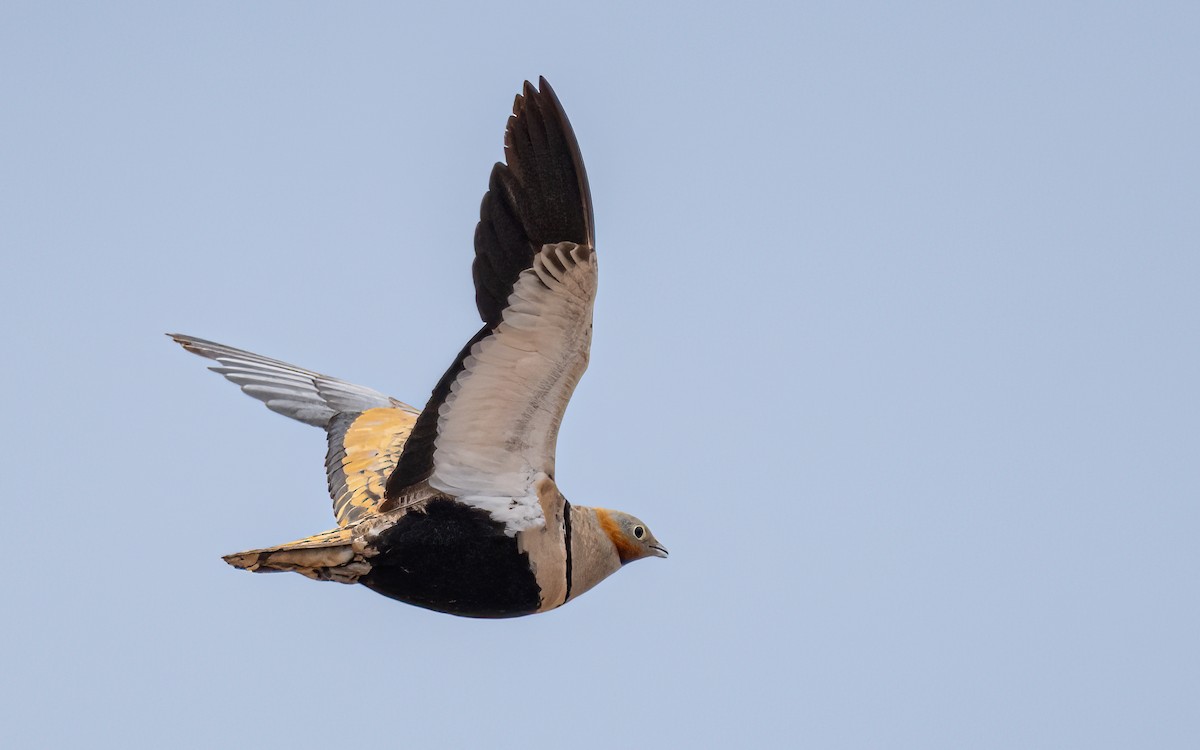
[171, 77, 666, 618]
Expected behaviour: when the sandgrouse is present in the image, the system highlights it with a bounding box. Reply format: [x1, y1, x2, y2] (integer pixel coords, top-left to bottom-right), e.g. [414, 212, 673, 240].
[172, 78, 666, 618]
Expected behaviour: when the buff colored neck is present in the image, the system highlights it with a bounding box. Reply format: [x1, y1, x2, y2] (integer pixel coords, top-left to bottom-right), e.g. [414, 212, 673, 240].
[567, 505, 623, 601]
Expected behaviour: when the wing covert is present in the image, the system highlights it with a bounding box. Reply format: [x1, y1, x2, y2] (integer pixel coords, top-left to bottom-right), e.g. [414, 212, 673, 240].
[427, 242, 597, 533]
[326, 408, 416, 526]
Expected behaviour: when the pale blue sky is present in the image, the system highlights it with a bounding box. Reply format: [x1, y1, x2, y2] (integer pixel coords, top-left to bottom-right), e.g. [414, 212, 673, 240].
[2, 2, 1197, 748]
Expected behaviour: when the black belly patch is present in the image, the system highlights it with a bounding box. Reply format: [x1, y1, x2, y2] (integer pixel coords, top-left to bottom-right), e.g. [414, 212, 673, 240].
[361, 498, 542, 618]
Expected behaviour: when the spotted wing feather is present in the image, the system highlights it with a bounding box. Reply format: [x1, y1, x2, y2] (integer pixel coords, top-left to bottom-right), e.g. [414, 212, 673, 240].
[325, 408, 415, 526]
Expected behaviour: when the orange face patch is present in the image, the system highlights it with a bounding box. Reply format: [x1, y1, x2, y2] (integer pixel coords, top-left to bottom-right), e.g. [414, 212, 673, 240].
[595, 508, 642, 564]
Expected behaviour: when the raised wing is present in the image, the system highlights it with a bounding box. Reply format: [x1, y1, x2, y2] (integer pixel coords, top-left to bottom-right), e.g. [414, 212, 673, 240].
[431, 242, 595, 531]
[170, 334, 419, 526]
[384, 79, 595, 534]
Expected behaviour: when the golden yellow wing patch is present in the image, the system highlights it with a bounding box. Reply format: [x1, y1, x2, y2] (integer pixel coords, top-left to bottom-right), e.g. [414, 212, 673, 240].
[326, 407, 417, 527]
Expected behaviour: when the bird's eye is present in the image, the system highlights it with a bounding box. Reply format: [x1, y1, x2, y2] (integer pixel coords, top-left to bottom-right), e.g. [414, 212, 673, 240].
[633, 525, 645, 539]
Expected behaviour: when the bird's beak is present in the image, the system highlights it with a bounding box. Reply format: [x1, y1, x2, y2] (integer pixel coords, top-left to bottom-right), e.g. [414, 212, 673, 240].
[649, 544, 669, 559]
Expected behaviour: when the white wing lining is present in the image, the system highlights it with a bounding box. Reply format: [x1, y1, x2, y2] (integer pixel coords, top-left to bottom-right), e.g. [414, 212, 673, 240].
[429, 242, 597, 535]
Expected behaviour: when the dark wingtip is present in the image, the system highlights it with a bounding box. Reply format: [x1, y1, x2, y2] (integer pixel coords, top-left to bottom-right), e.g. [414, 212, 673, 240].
[533, 77, 594, 248]
[470, 77, 595, 326]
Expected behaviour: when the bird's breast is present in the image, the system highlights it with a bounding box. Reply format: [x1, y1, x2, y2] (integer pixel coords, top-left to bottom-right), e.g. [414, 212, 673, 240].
[361, 497, 542, 618]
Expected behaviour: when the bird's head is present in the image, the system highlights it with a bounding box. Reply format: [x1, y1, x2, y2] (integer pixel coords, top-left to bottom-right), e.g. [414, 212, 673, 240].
[595, 508, 668, 564]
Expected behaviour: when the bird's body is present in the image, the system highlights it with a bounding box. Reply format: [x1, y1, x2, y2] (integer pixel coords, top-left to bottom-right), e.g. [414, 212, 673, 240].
[172, 78, 665, 618]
